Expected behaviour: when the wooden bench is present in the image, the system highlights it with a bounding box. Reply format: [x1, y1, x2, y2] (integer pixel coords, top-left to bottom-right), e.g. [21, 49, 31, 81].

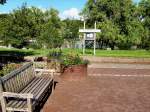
[0, 62, 54, 112]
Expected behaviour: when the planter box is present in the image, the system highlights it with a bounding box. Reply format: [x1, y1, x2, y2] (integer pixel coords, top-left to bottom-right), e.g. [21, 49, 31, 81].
[47, 59, 62, 72]
[61, 64, 87, 81]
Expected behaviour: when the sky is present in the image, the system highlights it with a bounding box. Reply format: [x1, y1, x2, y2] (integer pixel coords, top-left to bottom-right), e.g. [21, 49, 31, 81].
[0, 0, 141, 19]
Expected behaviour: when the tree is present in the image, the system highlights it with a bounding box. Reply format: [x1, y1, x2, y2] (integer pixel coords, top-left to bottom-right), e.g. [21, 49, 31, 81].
[0, 14, 10, 45]
[4, 4, 35, 47]
[139, 0, 150, 49]
[62, 19, 82, 48]
[82, 0, 143, 49]
[0, 4, 46, 48]
[39, 8, 63, 48]
[97, 20, 120, 49]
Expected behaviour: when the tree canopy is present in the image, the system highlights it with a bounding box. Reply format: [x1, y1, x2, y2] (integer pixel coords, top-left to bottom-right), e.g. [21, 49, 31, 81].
[82, 0, 150, 49]
[0, 0, 150, 50]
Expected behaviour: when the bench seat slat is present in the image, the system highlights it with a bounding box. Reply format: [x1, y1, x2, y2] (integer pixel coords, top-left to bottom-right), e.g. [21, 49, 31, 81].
[0, 62, 54, 112]
[6, 107, 29, 112]
[7, 78, 43, 108]
[21, 78, 50, 99]
[21, 78, 42, 93]
[7, 77, 52, 110]
[34, 79, 52, 100]
[6, 78, 41, 107]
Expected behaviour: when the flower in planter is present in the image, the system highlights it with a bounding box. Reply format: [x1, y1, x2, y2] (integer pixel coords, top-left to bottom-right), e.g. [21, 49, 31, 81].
[61, 53, 89, 66]
[60, 53, 89, 72]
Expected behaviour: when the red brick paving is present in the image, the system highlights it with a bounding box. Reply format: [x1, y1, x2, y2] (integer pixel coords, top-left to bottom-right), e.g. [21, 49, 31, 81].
[43, 75, 150, 112]
[88, 68, 150, 76]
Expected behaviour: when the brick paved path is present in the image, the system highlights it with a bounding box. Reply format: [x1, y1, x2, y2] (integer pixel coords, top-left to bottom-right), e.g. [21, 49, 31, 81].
[42, 62, 150, 112]
[88, 63, 150, 76]
[88, 68, 150, 76]
[43, 76, 150, 112]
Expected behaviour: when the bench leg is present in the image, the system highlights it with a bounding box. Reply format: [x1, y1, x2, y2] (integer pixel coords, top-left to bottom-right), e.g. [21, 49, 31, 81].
[0, 96, 6, 112]
[27, 98, 32, 112]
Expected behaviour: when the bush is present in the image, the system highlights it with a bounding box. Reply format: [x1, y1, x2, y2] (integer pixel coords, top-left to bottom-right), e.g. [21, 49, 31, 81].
[47, 49, 62, 60]
[60, 53, 89, 67]
[47, 50, 89, 72]
[0, 63, 21, 77]
[27, 43, 41, 49]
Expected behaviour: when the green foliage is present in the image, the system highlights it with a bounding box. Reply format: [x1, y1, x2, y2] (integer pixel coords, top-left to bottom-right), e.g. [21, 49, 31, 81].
[82, 0, 150, 49]
[139, 0, 150, 49]
[1, 48, 150, 58]
[0, 5, 64, 48]
[62, 19, 82, 45]
[60, 53, 89, 67]
[0, 1, 150, 50]
[47, 49, 62, 60]
[0, 63, 21, 76]
[47, 49, 89, 67]
[39, 8, 64, 48]
[27, 42, 41, 49]
[0, 14, 11, 44]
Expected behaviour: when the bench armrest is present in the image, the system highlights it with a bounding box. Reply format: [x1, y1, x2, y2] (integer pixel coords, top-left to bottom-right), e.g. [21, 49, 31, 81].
[1, 92, 33, 112]
[35, 69, 55, 73]
[2, 92, 33, 99]
[35, 68, 55, 77]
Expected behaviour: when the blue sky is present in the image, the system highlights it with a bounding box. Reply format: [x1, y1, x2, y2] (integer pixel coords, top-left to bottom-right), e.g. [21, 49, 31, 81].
[0, 0, 141, 19]
[0, 0, 86, 13]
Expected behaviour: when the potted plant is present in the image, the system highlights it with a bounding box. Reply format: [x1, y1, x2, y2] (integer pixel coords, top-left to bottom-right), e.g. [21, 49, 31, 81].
[60, 53, 89, 81]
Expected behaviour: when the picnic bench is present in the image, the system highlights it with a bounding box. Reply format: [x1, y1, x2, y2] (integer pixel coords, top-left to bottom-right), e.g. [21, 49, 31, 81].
[0, 62, 54, 112]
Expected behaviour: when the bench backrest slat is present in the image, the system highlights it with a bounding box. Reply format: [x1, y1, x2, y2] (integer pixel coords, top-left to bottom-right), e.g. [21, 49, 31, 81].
[0, 62, 35, 93]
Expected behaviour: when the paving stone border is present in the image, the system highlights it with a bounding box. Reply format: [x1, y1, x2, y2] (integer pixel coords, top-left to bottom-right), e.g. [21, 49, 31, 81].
[83, 56, 150, 64]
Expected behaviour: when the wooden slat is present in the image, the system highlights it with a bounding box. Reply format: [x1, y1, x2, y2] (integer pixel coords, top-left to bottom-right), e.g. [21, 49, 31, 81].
[0, 79, 7, 112]
[33, 79, 50, 99]
[6, 107, 28, 111]
[35, 69, 55, 73]
[7, 78, 40, 108]
[20, 78, 42, 93]
[6, 78, 46, 110]
[27, 98, 32, 112]
[1, 62, 33, 82]
[7, 100, 27, 109]
[2, 62, 35, 93]
[3, 92, 33, 99]
[0, 62, 54, 112]
[35, 79, 52, 100]
[8, 78, 44, 108]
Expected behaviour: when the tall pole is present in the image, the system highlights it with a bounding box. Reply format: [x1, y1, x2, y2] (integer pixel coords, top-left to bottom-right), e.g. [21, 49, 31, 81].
[94, 21, 96, 55]
[94, 33, 96, 55]
[95, 21, 96, 29]
[83, 21, 86, 55]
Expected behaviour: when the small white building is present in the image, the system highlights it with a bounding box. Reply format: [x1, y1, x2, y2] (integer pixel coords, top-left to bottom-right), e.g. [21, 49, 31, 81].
[79, 22, 101, 55]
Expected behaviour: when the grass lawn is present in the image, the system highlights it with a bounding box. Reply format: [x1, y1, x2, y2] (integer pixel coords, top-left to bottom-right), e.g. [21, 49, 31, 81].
[0, 48, 150, 58]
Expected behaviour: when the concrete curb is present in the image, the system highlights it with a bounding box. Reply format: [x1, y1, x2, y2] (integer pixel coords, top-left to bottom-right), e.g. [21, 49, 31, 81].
[83, 56, 150, 64]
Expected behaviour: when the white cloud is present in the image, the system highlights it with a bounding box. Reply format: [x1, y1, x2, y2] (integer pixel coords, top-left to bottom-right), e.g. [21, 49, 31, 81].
[60, 8, 80, 20]
[27, 6, 47, 13]
[0, 11, 7, 14]
[38, 6, 46, 12]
